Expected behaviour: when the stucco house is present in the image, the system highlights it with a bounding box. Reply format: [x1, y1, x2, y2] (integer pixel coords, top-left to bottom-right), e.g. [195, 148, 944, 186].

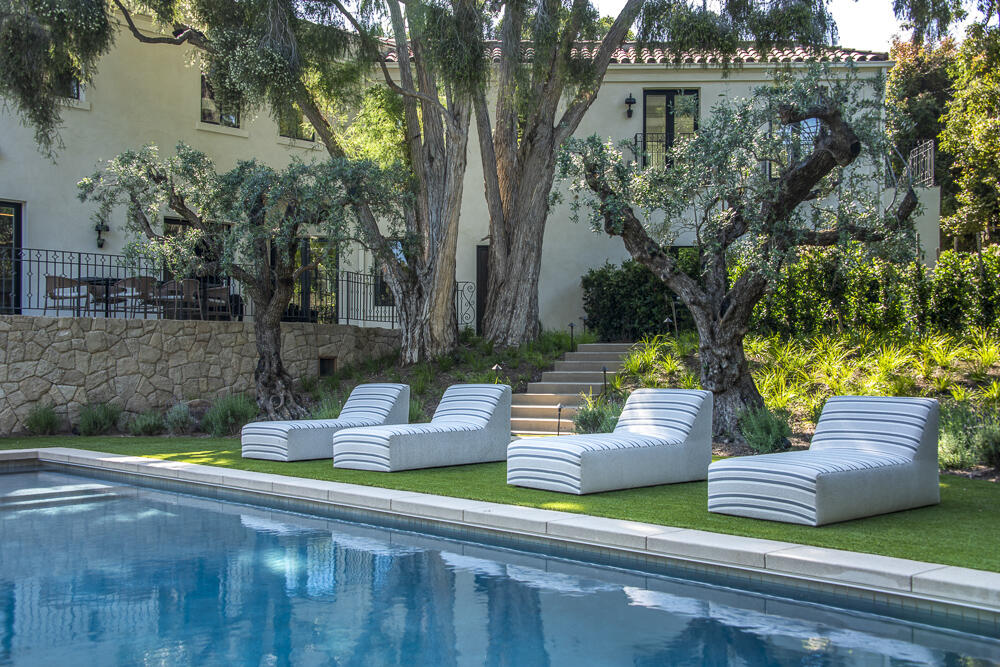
[0, 15, 939, 333]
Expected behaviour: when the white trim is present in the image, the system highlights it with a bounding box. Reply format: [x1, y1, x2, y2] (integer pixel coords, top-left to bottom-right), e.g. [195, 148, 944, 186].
[276, 136, 320, 151]
[195, 122, 249, 138]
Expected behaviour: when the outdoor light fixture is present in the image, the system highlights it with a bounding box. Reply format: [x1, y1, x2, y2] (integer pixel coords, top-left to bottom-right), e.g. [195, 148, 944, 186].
[568, 322, 575, 350]
[94, 222, 110, 249]
[625, 93, 636, 118]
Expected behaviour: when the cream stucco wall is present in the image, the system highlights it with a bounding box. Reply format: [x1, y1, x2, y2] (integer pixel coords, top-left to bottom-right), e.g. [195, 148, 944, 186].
[0, 27, 912, 331]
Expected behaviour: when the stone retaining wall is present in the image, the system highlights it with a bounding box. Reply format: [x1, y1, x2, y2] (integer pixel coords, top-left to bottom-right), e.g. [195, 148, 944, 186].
[0, 315, 400, 434]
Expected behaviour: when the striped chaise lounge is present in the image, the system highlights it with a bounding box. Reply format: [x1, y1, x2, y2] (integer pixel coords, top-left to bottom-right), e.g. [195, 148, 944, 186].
[333, 384, 512, 472]
[707, 396, 940, 526]
[506, 389, 713, 494]
[241, 383, 409, 461]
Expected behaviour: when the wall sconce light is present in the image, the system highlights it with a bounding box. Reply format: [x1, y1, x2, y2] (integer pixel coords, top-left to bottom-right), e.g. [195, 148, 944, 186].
[625, 93, 636, 118]
[94, 222, 109, 248]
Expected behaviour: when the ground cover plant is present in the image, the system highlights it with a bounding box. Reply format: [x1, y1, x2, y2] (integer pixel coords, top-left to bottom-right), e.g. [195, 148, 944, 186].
[608, 331, 1000, 475]
[299, 329, 595, 421]
[1, 436, 997, 573]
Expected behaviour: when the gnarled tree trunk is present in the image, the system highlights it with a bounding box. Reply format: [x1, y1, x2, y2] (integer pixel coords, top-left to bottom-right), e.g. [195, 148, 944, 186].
[250, 281, 309, 421]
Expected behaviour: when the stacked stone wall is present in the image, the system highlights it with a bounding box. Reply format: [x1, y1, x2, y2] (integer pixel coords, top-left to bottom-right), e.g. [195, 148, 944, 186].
[0, 315, 400, 434]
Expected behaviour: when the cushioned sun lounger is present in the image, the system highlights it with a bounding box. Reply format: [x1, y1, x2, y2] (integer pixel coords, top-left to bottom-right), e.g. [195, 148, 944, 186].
[506, 389, 713, 494]
[707, 396, 940, 526]
[332, 384, 512, 472]
[241, 383, 409, 461]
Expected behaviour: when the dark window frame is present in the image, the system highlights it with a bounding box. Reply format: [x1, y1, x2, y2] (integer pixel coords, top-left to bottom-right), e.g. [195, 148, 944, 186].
[640, 89, 700, 168]
[0, 201, 23, 315]
[278, 105, 316, 142]
[200, 75, 241, 128]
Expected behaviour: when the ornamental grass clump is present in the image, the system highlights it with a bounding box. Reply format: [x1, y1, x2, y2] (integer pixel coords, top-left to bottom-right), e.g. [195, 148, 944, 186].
[201, 394, 257, 437]
[164, 403, 195, 435]
[127, 410, 164, 436]
[738, 406, 792, 454]
[77, 402, 121, 436]
[573, 392, 624, 434]
[25, 404, 59, 435]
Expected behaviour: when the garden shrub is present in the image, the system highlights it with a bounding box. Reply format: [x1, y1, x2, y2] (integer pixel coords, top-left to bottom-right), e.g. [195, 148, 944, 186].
[938, 401, 988, 469]
[975, 424, 1000, 469]
[310, 394, 343, 419]
[164, 403, 195, 435]
[581, 260, 693, 341]
[409, 397, 426, 423]
[201, 394, 257, 437]
[128, 410, 164, 436]
[25, 404, 59, 435]
[573, 392, 624, 434]
[77, 402, 122, 436]
[738, 406, 792, 454]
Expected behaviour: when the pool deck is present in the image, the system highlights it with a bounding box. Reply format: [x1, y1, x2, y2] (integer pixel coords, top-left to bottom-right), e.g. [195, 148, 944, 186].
[3, 446, 999, 631]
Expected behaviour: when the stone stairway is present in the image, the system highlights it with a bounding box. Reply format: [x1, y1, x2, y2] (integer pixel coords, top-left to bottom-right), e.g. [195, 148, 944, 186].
[511, 342, 634, 436]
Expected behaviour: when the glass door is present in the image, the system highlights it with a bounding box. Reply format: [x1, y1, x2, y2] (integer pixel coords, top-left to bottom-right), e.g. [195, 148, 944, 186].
[641, 89, 699, 167]
[0, 202, 21, 314]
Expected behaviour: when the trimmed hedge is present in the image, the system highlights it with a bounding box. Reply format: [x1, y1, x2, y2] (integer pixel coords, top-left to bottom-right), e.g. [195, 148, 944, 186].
[582, 247, 1000, 340]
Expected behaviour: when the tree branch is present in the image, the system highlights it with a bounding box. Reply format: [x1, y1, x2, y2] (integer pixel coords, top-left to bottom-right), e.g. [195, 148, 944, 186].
[112, 0, 212, 51]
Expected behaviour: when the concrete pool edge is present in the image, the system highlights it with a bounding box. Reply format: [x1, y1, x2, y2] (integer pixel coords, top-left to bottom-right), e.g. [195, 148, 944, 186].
[4, 446, 999, 627]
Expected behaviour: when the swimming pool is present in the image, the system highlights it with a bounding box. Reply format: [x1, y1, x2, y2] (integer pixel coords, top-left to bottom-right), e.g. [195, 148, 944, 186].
[1, 470, 998, 665]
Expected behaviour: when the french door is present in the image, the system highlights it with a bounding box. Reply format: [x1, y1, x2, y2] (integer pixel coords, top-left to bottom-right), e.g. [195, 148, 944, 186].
[0, 202, 21, 314]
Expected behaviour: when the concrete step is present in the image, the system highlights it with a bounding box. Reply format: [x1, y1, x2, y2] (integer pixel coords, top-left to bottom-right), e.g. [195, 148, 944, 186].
[511, 405, 579, 419]
[540, 371, 609, 383]
[511, 417, 576, 433]
[576, 343, 634, 353]
[553, 360, 623, 372]
[563, 351, 631, 362]
[527, 382, 603, 394]
[511, 393, 585, 406]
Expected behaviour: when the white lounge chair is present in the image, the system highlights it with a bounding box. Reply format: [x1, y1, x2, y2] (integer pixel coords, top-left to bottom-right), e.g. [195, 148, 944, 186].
[507, 389, 713, 494]
[707, 396, 940, 526]
[241, 383, 409, 461]
[333, 384, 512, 472]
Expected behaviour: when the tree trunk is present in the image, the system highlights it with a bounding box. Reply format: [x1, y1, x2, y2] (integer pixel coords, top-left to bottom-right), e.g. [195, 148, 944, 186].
[482, 204, 546, 346]
[251, 296, 308, 421]
[395, 262, 459, 365]
[694, 321, 764, 440]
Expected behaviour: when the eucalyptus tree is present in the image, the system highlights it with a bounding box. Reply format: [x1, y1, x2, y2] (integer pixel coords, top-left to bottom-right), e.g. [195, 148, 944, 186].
[558, 67, 919, 438]
[79, 144, 409, 419]
[474, 0, 838, 347]
[0, 0, 488, 363]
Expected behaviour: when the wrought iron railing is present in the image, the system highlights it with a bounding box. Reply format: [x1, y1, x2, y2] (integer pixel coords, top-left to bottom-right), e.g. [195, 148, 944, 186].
[0, 247, 476, 329]
[633, 132, 668, 168]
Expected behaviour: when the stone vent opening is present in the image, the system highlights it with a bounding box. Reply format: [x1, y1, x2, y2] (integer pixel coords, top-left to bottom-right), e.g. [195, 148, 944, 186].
[318, 357, 337, 377]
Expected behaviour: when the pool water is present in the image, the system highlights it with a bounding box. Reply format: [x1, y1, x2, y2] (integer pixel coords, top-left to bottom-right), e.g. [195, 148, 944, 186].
[1, 470, 998, 666]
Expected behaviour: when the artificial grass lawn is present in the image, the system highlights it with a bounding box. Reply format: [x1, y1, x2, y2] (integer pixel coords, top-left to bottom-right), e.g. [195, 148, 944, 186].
[3, 435, 999, 573]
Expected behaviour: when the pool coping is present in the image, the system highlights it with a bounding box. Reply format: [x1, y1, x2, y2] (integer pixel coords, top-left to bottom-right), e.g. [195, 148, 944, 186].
[4, 446, 999, 629]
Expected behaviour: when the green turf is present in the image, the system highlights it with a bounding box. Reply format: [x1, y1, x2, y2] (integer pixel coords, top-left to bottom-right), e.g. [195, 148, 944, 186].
[3, 435, 998, 572]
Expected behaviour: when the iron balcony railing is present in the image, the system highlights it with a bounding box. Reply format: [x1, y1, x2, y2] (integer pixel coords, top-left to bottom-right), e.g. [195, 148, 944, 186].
[0, 247, 476, 329]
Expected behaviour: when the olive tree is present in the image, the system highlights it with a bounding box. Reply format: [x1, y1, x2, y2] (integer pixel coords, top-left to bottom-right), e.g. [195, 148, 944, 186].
[79, 144, 409, 419]
[558, 66, 919, 438]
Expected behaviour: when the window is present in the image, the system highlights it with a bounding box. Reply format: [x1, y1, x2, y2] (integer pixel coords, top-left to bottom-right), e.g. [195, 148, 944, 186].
[639, 89, 699, 167]
[200, 75, 240, 128]
[769, 117, 821, 179]
[278, 105, 315, 142]
[53, 65, 80, 100]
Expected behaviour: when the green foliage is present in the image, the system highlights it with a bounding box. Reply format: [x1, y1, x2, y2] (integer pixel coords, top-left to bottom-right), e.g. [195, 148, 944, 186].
[750, 246, 1000, 336]
[77, 403, 121, 436]
[128, 411, 164, 437]
[164, 404, 195, 435]
[573, 393, 623, 434]
[0, 0, 115, 156]
[939, 401, 992, 469]
[976, 423, 1000, 469]
[886, 39, 958, 219]
[409, 398, 427, 423]
[738, 406, 792, 454]
[310, 394, 344, 420]
[24, 405, 59, 436]
[201, 394, 257, 437]
[939, 23, 1000, 246]
[581, 261, 693, 341]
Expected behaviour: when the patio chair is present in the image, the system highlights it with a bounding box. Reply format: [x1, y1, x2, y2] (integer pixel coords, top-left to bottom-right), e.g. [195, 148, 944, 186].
[154, 278, 202, 319]
[86, 281, 126, 317]
[507, 389, 713, 494]
[707, 396, 940, 526]
[116, 276, 157, 318]
[242, 383, 410, 461]
[333, 384, 512, 472]
[204, 284, 234, 320]
[43, 276, 90, 316]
